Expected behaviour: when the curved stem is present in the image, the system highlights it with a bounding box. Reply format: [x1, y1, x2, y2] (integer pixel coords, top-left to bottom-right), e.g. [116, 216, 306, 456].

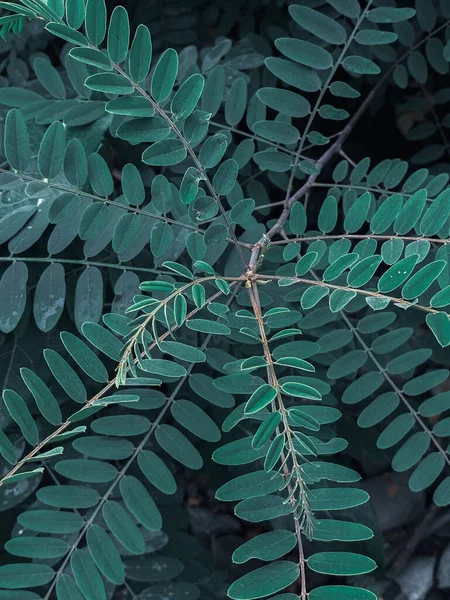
[0, 285, 234, 487]
[42, 284, 241, 600]
[0, 255, 167, 274]
[116, 274, 246, 383]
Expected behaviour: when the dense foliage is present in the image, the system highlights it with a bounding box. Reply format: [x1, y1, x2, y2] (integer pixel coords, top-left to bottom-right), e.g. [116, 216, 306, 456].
[0, 0, 449, 599]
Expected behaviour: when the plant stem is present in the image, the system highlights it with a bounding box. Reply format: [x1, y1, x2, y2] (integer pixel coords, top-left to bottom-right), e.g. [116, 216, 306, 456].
[271, 234, 449, 246]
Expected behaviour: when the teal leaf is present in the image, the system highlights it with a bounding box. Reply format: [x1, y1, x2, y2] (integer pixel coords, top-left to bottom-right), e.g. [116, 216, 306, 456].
[228, 561, 299, 600]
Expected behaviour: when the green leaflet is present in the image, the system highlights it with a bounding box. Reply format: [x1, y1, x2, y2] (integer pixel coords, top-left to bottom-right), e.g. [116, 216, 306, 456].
[56, 574, 85, 600]
[107, 5, 129, 63]
[347, 255, 382, 288]
[151, 48, 178, 103]
[401, 260, 446, 299]
[235, 495, 293, 522]
[64, 138, 88, 188]
[309, 488, 369, 511]
[253, 121, 299, 145]
[0, 428, 16, 465]
[377, 254, 419, 293]
[85, 73, 133, 95]
[18, 509, 84, 534]
[213, 437, 269, 466]
[344, 192, 371, 232]
[245, 384, 278, 414]
[46, 22, 89, 46]
[216, 470, 284, 501]
[308, 552, 377, 576]
[155, 424, 203, 469]
[171, 399, 221, 442]
[37, 484, 100, 509]
[370, 193, 403, 233]
[86, 525, 125, 585]
[88, 153, 114, 196]
[409, 453, 445, 492]
[275, 38, 332, 70]
[318, 196, 337, 233]
[427, 312, 450, 347]
[187, 319, 231, 335]
[312, 519, 373, 542]
[44, 349, 87, 403]
[81, 321, 123, 361]
[73, 436, 134, 460]
[55, 458, 117, 483]
[120, 475, 162, 531]
[129, 24, 152, 82]
[256, 87, 310, 118]
[92, 414, 150, 436]
[85, 0, 106, 45]
[264, 433, 285, 472]
[391, 432, 430, 472]
[61, 332, 109, 383]
[232, 531, 297, 564]
[213, 159, 238, 195]
[71, 548, 106, 600]
[103, 500, 145, 554]
[122, 163, 145, 205]
[171, 73, 204, 120]
[160, 341, 206, 363]
[106, 96, 155, 117]
[252, 412, 282, 449]
[225, 77, 247, 126]
[142, 139, 187, 167]
[21, 367, 62, 425]
[4, 109, 30, 171]
[5, 536, 69, 559]
[0, 564, 55, 589]
[281, 381, 321, 401]
[3, 389, 38, 446]
[289, 5, 346, 45]
[393, 189, 428, 234]
[33, 56, 65, 99]
[228, 561, 300, 600]
[138, 450, 177, 494]
[309, 587, 376, 600]
[199, 134, 228, 169]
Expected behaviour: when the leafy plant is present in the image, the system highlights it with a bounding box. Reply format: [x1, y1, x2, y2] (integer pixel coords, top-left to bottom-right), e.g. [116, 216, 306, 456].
[0, 1, 448, 599]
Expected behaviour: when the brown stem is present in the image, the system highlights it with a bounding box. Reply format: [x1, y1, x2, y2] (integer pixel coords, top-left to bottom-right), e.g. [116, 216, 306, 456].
[247, 282, 310, 600]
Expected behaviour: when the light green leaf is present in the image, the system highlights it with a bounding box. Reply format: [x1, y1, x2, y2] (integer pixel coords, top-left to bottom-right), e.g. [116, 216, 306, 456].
[232, 531, 296, 564]
[308, 552, 376, 576]
[151, 49, 178, 103]
[107, 5, 129, 63]
[85, 0, 106, 45]
[171, 73, 204, 120]
[289, 5, 346, 44]
[228, 561, 299, 600]
[129, 24, 151, 82]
